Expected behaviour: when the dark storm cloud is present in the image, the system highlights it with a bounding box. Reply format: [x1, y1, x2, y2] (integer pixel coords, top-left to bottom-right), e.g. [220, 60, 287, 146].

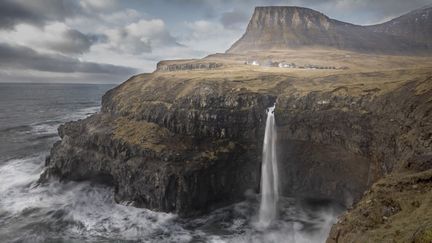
[0, 0, 41, 29]
[44, 29, 93, 54]
[0, 43, 137, 75]
[0, 0, 78, 29]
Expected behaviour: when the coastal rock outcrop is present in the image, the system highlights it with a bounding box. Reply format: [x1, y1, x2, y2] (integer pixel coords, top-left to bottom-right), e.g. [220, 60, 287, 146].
[42, 65, 432, 220]
[42, 76, 276, 215]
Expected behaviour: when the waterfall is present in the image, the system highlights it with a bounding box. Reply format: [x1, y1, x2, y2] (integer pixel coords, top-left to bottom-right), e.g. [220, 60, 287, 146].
[258, 104, 279, 228]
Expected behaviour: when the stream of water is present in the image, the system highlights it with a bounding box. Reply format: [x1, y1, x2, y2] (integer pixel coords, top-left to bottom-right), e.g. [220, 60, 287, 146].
[258, 104, 279, 228]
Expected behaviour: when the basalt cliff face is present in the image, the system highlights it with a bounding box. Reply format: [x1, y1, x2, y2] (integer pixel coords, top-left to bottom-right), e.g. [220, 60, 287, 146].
[227, 6, 432, 54]
[43, 79, 275, 215]
[42, 65, 432, 219]
[41, 5, 432, 242]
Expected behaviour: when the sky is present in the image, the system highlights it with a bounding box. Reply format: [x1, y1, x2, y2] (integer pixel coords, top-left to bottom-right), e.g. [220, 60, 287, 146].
[0, 0, 431, 83]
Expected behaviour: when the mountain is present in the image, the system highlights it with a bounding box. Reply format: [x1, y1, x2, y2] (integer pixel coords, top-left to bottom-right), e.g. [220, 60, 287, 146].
[369, 5, 432, 48]
[227, 6, 431, 54]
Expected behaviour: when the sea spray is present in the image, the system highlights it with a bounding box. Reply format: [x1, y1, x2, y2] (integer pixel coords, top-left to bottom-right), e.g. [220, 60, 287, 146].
[258, 104, 279, 227]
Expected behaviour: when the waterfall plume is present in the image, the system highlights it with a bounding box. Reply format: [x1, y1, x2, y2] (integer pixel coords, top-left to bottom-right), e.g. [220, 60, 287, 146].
[258, 104, 279, 228]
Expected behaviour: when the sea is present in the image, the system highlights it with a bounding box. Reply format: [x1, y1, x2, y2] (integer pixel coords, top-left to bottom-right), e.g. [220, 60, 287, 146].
[0, 83, 341, 243]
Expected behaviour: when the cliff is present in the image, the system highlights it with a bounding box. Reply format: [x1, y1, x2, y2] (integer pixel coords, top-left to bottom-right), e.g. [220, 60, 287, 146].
[41, 49, 432, 218]
[227, 6, 432, 54]
[40, 5, 432, 242]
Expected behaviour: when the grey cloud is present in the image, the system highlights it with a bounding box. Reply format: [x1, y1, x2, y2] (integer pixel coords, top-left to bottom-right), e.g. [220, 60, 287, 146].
[0, 0, 44, 29]
[104, 19, 181, 55]
[221, 10, 250, 29]
[44, 29, 93, 54]
[0, 0, 77, 29]
[0, 42, 137, 75]
[86, 33, 109, 44]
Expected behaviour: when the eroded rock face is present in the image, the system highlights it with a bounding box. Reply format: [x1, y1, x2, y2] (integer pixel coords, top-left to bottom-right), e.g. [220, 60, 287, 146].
[42, 88, 275, 216]
[275, 78, 432, 208]
[41, 69, 432, 220]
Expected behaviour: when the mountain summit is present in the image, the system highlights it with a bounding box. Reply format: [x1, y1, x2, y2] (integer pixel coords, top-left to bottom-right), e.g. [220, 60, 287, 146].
[227, 6, 432, 54]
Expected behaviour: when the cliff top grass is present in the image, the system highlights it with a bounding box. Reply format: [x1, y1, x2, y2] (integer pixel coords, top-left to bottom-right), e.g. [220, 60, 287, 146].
[106, 49, 432, 117]
[113, 117, 188, 153]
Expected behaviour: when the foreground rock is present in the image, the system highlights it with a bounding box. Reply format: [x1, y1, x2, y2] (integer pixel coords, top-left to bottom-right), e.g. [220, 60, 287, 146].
[42, 86, 274, 215]
[41, 54, 432, 221]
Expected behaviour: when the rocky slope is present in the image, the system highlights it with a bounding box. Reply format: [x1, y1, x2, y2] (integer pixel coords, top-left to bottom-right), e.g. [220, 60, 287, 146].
[227, 6, 432, 54]
[369, 5, 432, 49]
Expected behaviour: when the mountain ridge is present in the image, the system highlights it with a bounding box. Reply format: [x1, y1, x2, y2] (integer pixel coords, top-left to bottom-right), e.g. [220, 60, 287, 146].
[227, 6, 432, 54]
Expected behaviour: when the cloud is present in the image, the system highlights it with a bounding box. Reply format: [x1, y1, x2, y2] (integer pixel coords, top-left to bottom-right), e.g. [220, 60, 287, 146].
[220, 10, 250, 29]
[0, 0, 123, 30]
[0, 0, 77, 29]
[49, 29, 92, 54]
[99, 19, 180, 54]
[0, 23, 94, 55]
[0, 42, 136, 75]
[183, 20, 244, 53]
[79, 0, 119, 12]
[185, 20, 224, 39]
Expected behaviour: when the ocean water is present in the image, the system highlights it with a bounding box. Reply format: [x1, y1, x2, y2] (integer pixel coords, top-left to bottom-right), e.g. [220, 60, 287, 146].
[0, 83, 342, 243]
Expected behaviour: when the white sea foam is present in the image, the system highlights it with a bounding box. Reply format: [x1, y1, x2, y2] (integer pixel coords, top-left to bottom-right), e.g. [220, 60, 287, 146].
[0, 105, 340, 242]
[0, 152, 339, 242]
[29, 106, 100, 136]
[30, 123, 59, 135]
[61, 106, 100, 121]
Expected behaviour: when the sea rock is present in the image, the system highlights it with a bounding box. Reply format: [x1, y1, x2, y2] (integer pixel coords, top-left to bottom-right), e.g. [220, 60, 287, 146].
[42, 86, 276, 215]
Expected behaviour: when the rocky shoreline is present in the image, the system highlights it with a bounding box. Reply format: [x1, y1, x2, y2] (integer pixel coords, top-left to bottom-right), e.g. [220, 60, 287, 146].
[41, 65, 431, 229]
